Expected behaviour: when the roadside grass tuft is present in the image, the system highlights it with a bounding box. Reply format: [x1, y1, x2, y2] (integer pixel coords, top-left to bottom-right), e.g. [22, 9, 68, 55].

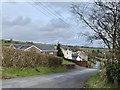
[2, 66, 67, 79]
[85, 72, 113, 88]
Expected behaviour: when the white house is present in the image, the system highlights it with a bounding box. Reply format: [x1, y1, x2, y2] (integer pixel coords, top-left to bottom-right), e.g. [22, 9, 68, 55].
[60, 45, 87, 61]
[77, 51, 88, 60]
[61, 45, 72, 59]
[72, 52, 83, 61]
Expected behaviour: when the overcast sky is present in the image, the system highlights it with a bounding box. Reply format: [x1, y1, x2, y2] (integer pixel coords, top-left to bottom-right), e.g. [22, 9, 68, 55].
[2, 2, 105, 47]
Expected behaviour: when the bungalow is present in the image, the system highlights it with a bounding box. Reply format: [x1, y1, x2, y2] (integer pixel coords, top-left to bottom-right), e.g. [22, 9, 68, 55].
[10, 44, 58, 55]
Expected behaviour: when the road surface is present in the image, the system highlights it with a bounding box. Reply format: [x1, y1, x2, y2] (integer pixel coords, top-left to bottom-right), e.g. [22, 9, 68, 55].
[2, 66, 99, 88]
[94, 61, 101, 69]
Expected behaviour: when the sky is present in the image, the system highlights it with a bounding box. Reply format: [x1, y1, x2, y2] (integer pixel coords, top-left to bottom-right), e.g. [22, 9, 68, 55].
[2, 1, 105, 47]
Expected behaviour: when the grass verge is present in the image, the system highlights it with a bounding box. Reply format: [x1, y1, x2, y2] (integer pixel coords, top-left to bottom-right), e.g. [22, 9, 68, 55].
[2, 66, 67, 79]
[85, 72, 113, 88]
[62, 60, 74, 64]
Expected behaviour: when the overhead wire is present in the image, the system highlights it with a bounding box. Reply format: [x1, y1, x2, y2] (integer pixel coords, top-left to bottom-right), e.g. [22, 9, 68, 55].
[32, 1, 70, 26]
[25, 0, 80, 36]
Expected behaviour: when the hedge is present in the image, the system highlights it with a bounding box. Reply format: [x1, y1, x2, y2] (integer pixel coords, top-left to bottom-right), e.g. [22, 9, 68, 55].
[106, 63, 120, 84]
[2, 47, 62, 67]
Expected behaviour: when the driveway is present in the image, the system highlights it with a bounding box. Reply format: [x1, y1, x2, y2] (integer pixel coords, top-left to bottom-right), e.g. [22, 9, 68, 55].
[2, 65, 99, 88]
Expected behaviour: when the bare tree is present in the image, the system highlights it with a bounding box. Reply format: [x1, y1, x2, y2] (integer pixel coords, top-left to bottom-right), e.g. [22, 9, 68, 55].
[71, 1, 120, 62]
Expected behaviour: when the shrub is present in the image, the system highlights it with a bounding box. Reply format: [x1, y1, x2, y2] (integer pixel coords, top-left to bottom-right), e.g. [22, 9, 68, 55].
[106, 63, 120, 84]
[2, 47, 62, 67]
[48, 56, 63, 67]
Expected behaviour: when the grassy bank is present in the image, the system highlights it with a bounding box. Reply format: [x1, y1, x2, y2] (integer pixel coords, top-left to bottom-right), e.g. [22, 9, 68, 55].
[2, 66, 67, 79]
[85, 72, 113, 88]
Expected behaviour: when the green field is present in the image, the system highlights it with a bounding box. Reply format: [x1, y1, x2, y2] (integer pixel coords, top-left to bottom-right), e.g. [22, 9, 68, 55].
[0, 39, 29, 46]
[79, 47, 107, 52]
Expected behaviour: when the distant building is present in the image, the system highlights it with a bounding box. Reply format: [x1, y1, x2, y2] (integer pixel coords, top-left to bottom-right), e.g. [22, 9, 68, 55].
[61, 45, 72, 59]
[10, 44, 58, 55]
[72, 52, 83, 61]
[60, 45, 88, 61]
[77, 51, 88, 60]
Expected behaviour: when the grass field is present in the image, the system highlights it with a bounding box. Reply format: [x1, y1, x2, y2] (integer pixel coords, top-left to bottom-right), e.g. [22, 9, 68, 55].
[2, 66, 67, 79]
[79, 47, 107, 52]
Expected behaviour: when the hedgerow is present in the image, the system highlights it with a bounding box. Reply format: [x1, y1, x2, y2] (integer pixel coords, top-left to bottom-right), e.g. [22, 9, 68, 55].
[2, 47, 62, 67]
[106, 62, 120, 84]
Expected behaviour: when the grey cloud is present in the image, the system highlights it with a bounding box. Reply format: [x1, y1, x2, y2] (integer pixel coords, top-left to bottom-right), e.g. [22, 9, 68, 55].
[2, 2, 104, 47]
[49, 19, 70, 28]
[2, 25, 40, 41]
[39, 18, 71, 32]
[3, 16, 31, 27]
[35, 18, 74, 40]
[2, 17, 76, 44]
[36, 25, 73, 42]
[6, 2, 17, 4]
[46, 2, 71, 9]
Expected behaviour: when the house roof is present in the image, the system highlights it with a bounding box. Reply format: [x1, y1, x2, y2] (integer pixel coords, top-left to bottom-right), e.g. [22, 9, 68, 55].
[77, 51, 88, 58]
[12, 44, 57, 51]
[61, 45, 70, 50]
[13, 44, 32, 50]
[36, 45, 57, 51]
[72, 53, 79, 60]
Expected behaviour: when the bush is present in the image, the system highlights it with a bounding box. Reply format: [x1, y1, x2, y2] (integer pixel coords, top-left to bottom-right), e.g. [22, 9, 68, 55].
[106, 63, 120, 84]
[2, 47, 62, 67]
[48, 56, 63, 67]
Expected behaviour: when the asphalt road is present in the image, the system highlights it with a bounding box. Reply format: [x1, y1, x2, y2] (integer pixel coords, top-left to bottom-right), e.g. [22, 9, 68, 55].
[2, 66, 99, 88]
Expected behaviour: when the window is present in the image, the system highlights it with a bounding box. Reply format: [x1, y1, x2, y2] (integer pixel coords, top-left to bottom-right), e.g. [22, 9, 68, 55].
[49, 52, 54, 55]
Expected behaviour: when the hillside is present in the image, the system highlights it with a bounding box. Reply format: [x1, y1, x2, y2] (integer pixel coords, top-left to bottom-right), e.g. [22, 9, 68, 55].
[65, 45, 107, 53]
[0, 39, 26, 46]
[1, 39, 107, 52]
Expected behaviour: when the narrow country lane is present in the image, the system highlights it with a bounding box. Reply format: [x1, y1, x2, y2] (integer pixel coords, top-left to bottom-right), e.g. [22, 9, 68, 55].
[2, 66, 99, 88]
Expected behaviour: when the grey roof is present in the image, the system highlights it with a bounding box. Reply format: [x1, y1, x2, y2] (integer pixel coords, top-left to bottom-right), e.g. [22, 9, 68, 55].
[13, 44, 32, 50]
[12, 44, 57, 51]
[36, 45, 56, 51]
[77, 51, 88, 58]
[72, 53, 79, 60]
[61, 45, 70, 50]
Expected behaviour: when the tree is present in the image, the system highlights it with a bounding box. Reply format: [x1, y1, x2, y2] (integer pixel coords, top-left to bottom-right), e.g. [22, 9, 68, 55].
[10, 38, 13, 43]
[56, 43, 64, 57]
[71, 1, 120, 63]
[71, 1, 120, 85]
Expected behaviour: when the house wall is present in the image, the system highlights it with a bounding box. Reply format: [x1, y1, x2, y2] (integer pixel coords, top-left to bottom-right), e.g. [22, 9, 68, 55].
[25, 46, 57, 56]
[77, 51, 88, 60]
[25, 46, 41, 53]
[41, 51, 57, 56]
[9, 44, 16, 49]
[62, 48, 72, 59]
[53, 51, 57, 56]
[76, 56, 83, 61]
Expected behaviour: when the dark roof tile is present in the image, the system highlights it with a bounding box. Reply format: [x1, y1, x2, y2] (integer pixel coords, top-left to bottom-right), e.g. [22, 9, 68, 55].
[36, 45, 56, 51]
[12, 44, 57, 51]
